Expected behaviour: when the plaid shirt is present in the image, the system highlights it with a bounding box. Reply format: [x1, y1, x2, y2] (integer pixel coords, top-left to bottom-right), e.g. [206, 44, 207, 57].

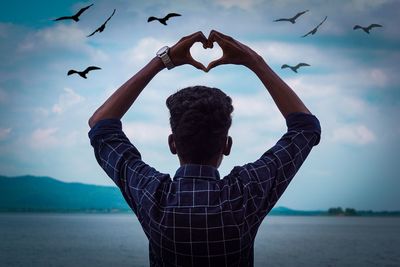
[89, 112, 321, 267]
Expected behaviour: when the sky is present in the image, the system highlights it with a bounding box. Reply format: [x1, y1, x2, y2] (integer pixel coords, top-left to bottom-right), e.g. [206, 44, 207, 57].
[0, 0, 399, 211]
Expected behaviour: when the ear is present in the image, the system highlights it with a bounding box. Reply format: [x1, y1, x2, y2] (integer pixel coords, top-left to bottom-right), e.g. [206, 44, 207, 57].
[223, 136, 232, 156]
[168, 134, 177, 155]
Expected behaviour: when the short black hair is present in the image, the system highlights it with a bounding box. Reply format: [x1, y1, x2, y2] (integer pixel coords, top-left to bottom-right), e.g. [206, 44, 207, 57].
[166, 86, 234, 163]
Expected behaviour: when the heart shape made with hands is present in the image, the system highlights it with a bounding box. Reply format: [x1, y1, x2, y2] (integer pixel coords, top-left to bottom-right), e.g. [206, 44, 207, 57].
[190, 41, 223, 71]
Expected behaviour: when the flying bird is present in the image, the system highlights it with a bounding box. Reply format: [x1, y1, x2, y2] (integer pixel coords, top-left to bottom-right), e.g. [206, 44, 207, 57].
[353, 24, 383, 34]
[274, 10, 309, 24]
[67, 66, 101, 79]
[87, 9, 116, 37]
[147, 13, 181, 25]
[301, 16, 327, 37]
[281, 63, 310, 73]
[53, 4, 93, 22]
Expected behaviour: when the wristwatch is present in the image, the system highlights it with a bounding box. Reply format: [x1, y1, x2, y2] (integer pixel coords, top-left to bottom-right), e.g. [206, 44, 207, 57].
[156, 46, 175, 70]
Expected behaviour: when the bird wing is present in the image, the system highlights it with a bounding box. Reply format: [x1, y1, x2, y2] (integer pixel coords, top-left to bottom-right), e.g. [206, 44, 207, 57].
[84, 66, 101, 73]
[302, 16, 327, 37]
[147, 16, 158, 22]
[87, 29, 98, 37]
[353, 25, 362, 30]
[281, 64, 290, 69]
[274, 18, 290, 22]
[296, 63, 310, 68]
[88, 9, 115, 36]
[75, 4, 94, 17]
[67, 70, 78, 76]
[301, 30, 313, 38]
[104, 9, 116, 24]
[164, 13, 181, 20]
[292, 10, 309, 20]
[317, 16, 328, 28]
[368, 24, 383, 30]
[53, 16, 72, 21]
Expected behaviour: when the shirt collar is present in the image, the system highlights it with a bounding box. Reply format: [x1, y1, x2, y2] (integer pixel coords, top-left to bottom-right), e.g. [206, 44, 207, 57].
[173, 164, 220, 181]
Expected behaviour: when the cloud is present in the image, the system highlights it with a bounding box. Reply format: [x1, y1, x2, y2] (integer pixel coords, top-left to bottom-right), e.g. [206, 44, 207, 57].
[370, 68, 388, 87]
[0, 23, 10, 39]
[19, 24, 86, 52]
[230, 92, 285, 131]
[30, 128, 59, 149]
[231, 93, 269, 116]
[34, 107, 50, 118]
[28, 127, 83, 150]
[0, 128, 12, 140]
[285, 76, 339, 100]
[249, 41, 355, 70]
[214, 0, 262, 10]
[0, 88, 7, 103]
[226, 92, 287, 156]
[284, 67, 394, 103]
[52, 88, 85, 114]
[344, 0, 393, 11]
[229, 120, 282, 155]
[123, 37, 167, 67]
[338, 96, 369, 116]
[17, 24, 108, 61]
[332, 124, 376, 145]
[123, 122, 170, 144]
[63, 130, 81, 146]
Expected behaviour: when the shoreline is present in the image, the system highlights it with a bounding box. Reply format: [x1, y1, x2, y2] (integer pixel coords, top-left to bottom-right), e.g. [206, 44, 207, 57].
[1, 210, 399, 217]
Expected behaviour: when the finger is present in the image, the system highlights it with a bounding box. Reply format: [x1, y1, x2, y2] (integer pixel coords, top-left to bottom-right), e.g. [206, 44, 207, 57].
[209, 30, 236, 46]
[209, 29, 228, 39]
[188, 55, 207, 72]
[207, 30, 230, 49]
[188, 31, 208, 48]
[177, 34, 190, 43]
[177, 31, 202, 44]
[207, 30, 223, 46]
[206, 58, 226, 72]
[190, 60, 207, 72]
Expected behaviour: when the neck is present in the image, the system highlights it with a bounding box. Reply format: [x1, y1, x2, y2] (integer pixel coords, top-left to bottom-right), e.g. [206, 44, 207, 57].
[179, 155, 222, 168]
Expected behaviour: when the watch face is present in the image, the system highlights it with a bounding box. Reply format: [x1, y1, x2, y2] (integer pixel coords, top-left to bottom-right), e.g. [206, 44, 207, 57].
[157, 46, 169, 56]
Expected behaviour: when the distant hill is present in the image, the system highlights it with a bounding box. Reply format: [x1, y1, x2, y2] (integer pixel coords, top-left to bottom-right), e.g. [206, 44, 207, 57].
[0, 175, 130, 212]
[269, 206, 325, 216]
[1, 175, 399, 216]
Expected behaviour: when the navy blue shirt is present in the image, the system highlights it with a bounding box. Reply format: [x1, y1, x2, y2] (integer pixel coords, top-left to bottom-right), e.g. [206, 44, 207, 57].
[89, 112, 321, 267]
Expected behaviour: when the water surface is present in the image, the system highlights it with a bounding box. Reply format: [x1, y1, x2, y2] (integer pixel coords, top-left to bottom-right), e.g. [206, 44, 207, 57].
[0, 214, 399, 266]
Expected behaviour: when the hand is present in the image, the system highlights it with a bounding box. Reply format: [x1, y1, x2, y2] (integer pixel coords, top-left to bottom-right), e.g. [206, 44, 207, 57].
[169, 31, 208, 71]
[206, 30, 262, 72]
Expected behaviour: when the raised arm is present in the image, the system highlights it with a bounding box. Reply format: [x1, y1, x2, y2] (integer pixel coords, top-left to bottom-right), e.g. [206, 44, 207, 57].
[206, 30, 310, 118]
[88, 31, 208, 128]
[206, 31, 320, 214]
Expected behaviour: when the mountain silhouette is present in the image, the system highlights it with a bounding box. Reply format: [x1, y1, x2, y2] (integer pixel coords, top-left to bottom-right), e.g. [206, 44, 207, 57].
[0, 175, 129, 212]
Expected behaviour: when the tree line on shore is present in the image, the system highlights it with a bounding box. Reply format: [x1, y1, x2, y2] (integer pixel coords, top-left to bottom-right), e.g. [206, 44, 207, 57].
[327, 207, 400, 216]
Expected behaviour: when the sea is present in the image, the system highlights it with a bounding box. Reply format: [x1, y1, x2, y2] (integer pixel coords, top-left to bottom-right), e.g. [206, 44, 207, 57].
[0, 214, 399, 267]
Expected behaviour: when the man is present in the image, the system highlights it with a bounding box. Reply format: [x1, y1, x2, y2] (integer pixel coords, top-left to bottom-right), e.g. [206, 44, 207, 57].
[88, 30, 321, 266]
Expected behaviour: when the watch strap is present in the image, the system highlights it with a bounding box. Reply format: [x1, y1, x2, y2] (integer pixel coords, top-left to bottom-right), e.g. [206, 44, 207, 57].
[160, 53, 175, 70]
[157, 46, 175, 70]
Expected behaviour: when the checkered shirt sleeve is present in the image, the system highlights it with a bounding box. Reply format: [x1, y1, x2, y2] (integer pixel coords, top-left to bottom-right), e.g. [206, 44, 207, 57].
[226, 112, 321, 216]
[88, 119, 169, 215]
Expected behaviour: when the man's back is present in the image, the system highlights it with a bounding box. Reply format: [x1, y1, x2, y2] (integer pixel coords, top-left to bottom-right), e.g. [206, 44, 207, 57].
[89, 113, 320, 266]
